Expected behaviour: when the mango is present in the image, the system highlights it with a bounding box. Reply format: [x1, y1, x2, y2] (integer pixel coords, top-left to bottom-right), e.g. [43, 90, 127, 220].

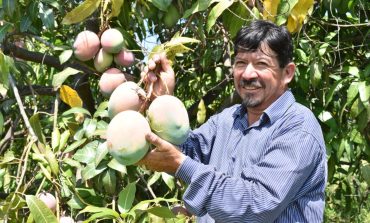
[73, 30, 100, 61]
[106, 110, 151, 165]
[101, 28, 124, 54]
[114, 49, 135, 67]
[147, 95, 190, 145]
[94, 48, 113, 72]
[99, 68, 126, 97]
[108, 81, 146, 119]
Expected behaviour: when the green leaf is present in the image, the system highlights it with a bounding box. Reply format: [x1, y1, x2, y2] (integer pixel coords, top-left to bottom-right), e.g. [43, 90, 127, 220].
[149, 0, 172, 11]
[62, 0, 100, 25]
[147, 206, 176, 218]
[95, 141, 108, 166]
[109, 0, 124, 18]
[309, 61, 322, 88]
[102, 169, 117, 195]
[79, 205, 119, 218]
[29, 114, 46, 144]
[39, 3, 55, 29]
[62, 106, 91, 117]
[183, 0, 216, 18]
[276, 0, 299, 25]
[51, 128, 60, 150]
[67, 195, 86, 209]
[25, 195, 58, 223]
[0, 150, 15, 165]
[350, 98, 365, 118]
[58, 130, 71, 151]
[342, 66, 359, 77]
[148, 171, 161, 186]
[118, 182, 136, 214]
[81, 162, 107, 181]
[107, 159, 127, 174]
[0, 112, 4, 135]
[197, 99, 206, 124]
[324, 77, 350, 107]
[206, 0, 234, 33]
[64, 138, 86, 153]
[83, 118, 97, 138]
[20, 16, 32, 32]
[93, 101, 109, 118]
[0, 21, 13, 43]
[3, 0, 16, 17]
[59, 50, 73, 64]
[73, 141, 99, 164]
[360, 161, 370, 185]
[52, 67, 80, 90]
[358, 81, 370, 103]
[161, 172, 175, 191]
[347, 81, 359, 103]
[222, 2, 249, 38]
[318, 43, 329, 56]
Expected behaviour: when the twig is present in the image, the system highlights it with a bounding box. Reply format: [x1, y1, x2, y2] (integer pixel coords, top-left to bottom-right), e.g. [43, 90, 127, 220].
[8, 74, 38, 141]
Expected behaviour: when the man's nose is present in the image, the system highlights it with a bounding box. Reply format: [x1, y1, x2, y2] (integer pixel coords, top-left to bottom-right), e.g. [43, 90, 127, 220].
[241, 64, 258, 80]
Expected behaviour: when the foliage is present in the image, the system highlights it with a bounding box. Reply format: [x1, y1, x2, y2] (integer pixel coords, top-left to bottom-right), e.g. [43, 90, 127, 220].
[0, 0, 369, 222]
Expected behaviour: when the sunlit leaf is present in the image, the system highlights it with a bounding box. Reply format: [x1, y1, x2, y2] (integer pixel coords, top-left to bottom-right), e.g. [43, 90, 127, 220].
[59, 50, 73, 64]
[81, 162, 107, 181]
[358, 81, 370, 103]
[0, 112, 4, 135]
[263, 0, 281, 21]
[108, 159, 127, 174]
[286, 0, 314, 33]
[62, 0, 100, 25]
[52, 67, 80, 89]
[206, 0, 234, 33]
[29, 114, 46, 144]
[64, 138, 87, 153]
[197, 99, 207, 124]
[360, 161, 370, 185]
[60, 85, 83, 108]
[118, 182, 136, 214]
[147, 206, 176, 218]
[161, 172, 175, 191]
[95, 141, 108, 166]
[109, 0, 124, 18]
[148, 171, 161, 186]
[102, 169, 117, 195]
[183, 0, 217, 18]
[73, 141, 99, 164]
[276, 0, 299, 25]
[25, 195, 58, 223]
[222, 1, 249, 38]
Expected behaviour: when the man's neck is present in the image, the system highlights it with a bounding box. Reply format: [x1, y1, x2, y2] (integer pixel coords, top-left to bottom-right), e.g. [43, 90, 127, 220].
[247, 108, 264, 126]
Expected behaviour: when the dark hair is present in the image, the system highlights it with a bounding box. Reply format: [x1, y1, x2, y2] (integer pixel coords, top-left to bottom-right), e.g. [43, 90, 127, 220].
[234, 20, 293, 68]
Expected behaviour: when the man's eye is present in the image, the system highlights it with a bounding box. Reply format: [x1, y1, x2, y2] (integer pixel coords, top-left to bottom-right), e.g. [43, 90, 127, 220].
[256, 61, 268, 66]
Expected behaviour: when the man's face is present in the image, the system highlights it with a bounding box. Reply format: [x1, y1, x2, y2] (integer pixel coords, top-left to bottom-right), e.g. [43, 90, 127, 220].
[233, 43, 294, 111]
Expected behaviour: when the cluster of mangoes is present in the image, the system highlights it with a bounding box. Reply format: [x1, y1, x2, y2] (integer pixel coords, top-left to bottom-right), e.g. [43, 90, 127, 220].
[73, 28, 135, 96]
[72, 29, 190, 166]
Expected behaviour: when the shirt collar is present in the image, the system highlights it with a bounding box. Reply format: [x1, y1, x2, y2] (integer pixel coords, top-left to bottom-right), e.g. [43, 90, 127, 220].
[263, 89, 295, 124]
[233, 89, 296, 126]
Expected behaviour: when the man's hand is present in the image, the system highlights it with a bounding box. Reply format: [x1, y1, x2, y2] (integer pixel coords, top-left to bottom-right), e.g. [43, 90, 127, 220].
[140, 52, 175, 100]
[137, 132, 186, 174]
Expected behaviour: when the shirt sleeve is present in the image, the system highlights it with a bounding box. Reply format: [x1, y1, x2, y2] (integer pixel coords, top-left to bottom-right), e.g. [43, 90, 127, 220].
[179, 115, 217, 164]
[175, 127, 325, 222]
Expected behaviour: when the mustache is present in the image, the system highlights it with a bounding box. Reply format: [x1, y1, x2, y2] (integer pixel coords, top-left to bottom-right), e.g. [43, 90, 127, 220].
[239, 79, 263, 88]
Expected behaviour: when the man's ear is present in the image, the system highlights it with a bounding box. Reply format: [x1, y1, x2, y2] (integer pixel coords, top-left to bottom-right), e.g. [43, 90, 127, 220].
[283, 62, 295, 85]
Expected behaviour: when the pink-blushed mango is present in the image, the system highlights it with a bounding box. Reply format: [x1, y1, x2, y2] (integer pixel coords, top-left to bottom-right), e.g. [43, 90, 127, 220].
[101, 28, 124, 54]
[37, 192, 57, 213]
[94, 48, 113, 72]
[114, 49, 135, 67]
[147, 95, 190, 145]
[106, 110, 151, 165]
[73, 30, 100, 61]
[108, 81, 146, 119]
[99, 68, 126, 97]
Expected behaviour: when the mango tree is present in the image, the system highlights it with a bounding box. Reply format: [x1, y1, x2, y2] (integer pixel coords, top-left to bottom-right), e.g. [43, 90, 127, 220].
[0, 0, 369, 222]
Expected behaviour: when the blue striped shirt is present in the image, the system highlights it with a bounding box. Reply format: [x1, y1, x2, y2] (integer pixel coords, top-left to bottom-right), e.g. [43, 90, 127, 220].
[175, 90, 327, 223]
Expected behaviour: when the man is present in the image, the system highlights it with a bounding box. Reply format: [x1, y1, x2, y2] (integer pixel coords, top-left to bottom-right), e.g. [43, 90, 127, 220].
[139, 20, 327, 222]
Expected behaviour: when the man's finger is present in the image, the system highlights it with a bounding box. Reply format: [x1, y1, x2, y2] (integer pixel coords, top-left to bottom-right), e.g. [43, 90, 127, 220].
[145, 132, 165, 148]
